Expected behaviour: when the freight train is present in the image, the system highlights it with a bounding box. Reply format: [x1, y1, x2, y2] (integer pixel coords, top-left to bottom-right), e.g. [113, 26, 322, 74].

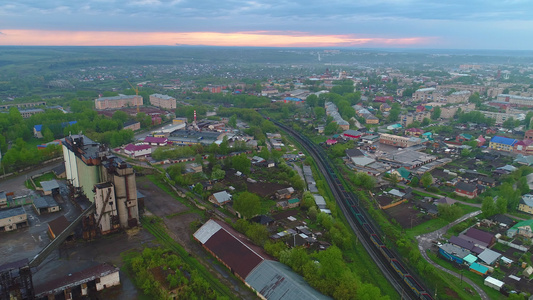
[273, 119, 433, 300]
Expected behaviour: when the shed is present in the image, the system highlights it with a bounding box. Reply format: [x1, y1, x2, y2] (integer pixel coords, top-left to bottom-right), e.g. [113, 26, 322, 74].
[478, 248, 502, 265]
[470, 263, 489, 276]
[48, 215, 72, 240]
[523, 266, 533, 277]
[484, 276, 504, 291]
[313, 195, 327, 209]
[40, 180, 60, 195]
[463, 254, 477, 265]
[33, 196, 60, 215]
[208, 191, 232, 206]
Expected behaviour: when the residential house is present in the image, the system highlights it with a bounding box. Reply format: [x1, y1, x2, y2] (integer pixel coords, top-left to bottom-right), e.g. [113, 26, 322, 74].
[518, 194, 533, 215]
[514, 154, 533, 166]
[326, 139, 338, 146]
[343, 130, 363, 139]
[456, 133, 473, 143]
[477, 177, 496, 188]
[449, 236, 484, 255]
[475, 135, 486, 147]
[380, 103, 391, 112]
[454, 182, 478, 199]
[275, 187, 295, 200]
[389, 167, 411, 182]
[208, 191, 232, 206]
[405, 128, 424, 137]
[250, 215, 275, 226]
[277, 198, 301, 210]
[513, 139, 533, 154]
[34, 125, 43, 138]
[460, 227, 495, 248]
[507, 219, 533, 238]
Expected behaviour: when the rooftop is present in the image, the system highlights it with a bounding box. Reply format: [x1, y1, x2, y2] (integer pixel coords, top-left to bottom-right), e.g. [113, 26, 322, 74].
[193, 219, 272, 279]
[0, 207, 26, 219]
[245, 260, 331, 300]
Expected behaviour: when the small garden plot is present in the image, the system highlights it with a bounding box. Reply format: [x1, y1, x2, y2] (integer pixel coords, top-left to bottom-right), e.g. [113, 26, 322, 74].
[385, 202, 429, 229]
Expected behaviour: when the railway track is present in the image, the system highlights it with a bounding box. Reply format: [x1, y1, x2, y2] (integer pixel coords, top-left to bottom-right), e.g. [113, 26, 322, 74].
[274, 120, 433, 300]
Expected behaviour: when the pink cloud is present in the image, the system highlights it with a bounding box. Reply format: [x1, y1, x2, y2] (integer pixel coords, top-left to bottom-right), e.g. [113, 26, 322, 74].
[0, 30, 434, 47]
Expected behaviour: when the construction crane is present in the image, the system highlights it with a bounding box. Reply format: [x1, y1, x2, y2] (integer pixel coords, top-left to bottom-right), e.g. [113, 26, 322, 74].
[125, 78, 141, 113]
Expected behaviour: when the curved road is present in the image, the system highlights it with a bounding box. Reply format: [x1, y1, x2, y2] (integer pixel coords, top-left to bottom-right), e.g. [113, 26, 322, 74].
[416, 210, 489, 300]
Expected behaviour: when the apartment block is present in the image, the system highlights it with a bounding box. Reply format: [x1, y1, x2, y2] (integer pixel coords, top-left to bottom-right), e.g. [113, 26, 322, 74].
[149, 94, 176, 110]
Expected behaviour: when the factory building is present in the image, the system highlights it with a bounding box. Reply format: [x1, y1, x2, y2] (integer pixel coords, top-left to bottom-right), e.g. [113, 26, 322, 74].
[62, 135, 139, 233]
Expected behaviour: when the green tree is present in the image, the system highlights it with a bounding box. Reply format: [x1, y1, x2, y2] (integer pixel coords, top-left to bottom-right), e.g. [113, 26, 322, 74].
[233, 192, 261, 219]
[352, 172, 376, 190]
[306, 94, 318, 107]
[421, 118, 430, 127]
[495, 197, 508, 214]
[192, 183, 204, 195]
[112, 110, 130, 124]
[437, 204, 462, 221]
[42, 127, 54, 142]
[314, 107, 326, 119]
[232, 154, 251, 175]
[431, 107, 441, 120]
[324, 122, 339, 135]
[409, 176, 419, 187]
[211, 168, 225, 180]
[481, 197, 496, 218]
[228, 114, 237, 128]
[420, 172, 433, 188]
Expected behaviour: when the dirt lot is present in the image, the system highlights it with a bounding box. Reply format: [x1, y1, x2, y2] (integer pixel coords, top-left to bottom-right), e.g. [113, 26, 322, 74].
[385, 201, 430, 229]
[136, 177, 258, 299]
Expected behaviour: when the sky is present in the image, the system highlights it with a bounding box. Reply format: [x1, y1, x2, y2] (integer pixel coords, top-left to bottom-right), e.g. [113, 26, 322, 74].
[0, 0, 532, 49]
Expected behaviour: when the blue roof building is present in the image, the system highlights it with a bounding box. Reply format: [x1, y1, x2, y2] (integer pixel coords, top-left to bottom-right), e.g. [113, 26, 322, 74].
[489, 136, 518, 152]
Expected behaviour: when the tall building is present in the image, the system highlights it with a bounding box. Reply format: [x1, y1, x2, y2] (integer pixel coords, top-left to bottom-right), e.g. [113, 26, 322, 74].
[94, 95, 143, 110]
[62, 135, 139, 233]
[149, 94, 176, 110]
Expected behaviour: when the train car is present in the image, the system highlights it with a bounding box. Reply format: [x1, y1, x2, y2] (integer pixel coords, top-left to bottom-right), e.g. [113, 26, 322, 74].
[362, 223, 374, 235]
[381, 246, 395, 262]
[370, 234, 384, 248]
[391, 259, 408, 275]
[351, 204, 361, 214]
[420, 292, 433, 300]
[404, 275, 424, 298]
[354, 213, 365, 225]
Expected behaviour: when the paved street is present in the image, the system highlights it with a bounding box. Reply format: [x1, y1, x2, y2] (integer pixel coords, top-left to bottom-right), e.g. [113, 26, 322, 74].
[416, 210, 489, 300]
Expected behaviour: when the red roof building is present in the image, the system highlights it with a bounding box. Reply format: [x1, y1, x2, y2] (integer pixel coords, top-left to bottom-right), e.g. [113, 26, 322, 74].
[124, 144, 152, 158]
[193, 219, 273, 280]
[326, 139, 338, 145]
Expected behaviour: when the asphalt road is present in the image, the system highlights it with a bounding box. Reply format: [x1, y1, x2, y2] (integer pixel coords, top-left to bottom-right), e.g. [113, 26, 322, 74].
[0, 161, 63, 197]
[416, 210, 489, 300]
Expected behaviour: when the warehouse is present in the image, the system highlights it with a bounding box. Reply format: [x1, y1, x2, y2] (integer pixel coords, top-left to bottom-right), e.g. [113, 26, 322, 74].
[0, 207, 28, 232]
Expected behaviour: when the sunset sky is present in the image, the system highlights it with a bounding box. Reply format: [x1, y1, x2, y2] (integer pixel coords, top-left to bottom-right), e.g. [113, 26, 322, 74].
[1, 0, 532, 49]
